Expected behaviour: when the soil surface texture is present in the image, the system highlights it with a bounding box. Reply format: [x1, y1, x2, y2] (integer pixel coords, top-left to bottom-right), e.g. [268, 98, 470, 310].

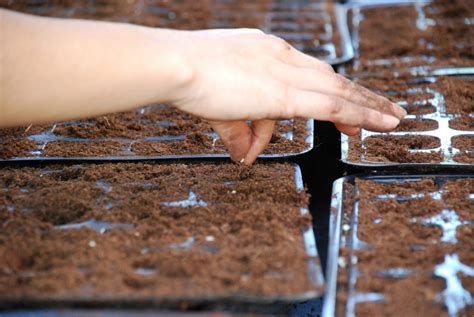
[335, 176, 474, 317]
[345, 0, 474, 75]
[0, 162, 319, 301]
[346, 76, 474, 165]
[0, 105, 310, 159]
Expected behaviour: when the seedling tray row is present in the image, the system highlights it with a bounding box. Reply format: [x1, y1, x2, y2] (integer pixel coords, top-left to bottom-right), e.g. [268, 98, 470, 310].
[342, 75, 474, 170]
[339, 0, 474, 78]
[0, 162, 324, 310]
[324, 174, 474, 317]
[0, 105, 313, 162]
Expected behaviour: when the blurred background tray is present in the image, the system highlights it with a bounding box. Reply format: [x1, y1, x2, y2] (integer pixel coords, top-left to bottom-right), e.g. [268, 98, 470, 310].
[338, 0, 474, 78]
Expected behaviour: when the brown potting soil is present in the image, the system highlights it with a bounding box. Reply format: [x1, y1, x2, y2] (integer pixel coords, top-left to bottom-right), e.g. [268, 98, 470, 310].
[453, 152, 474, 164]
[405, 104, 437, 115]
[346, 76, 473, 164]
[452, 135, 474, 151]
[42, 140, 126, 157]
[0, 105, 309, 159]
[360, 135, 442, 164]
[442, 179, 474, 220]
[346, 0, 474, 75]
[424, 0, 474, 20]
[0, 162, 317, 299]
[354, 276, 448, 317]
[452, 135, 474, 164]
[336, 177, 474, 317]
[450, 117, 474, 131]
[356, 76, 474, 115]
[0, 134, 40, 159]
[393, 119, 438, 132]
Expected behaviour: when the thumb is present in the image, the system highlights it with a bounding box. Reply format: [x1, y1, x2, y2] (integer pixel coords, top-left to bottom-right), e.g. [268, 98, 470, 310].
[335, 123, 360, 136]
[210, 120, 252, 162]
[243, 119, 275, 165]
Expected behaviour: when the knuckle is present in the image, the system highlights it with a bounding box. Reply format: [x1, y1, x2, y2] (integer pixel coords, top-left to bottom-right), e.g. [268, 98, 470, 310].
[328, 97, 344, 120]
[267, 34, 291, 52]
[239, 28, 265, 35]
[252, 28, 266, 35]
[363, 109, 380, 128]
[335, 75, 353, 94]
[316, 60, 334, 73]
[323, 63, 335, 73]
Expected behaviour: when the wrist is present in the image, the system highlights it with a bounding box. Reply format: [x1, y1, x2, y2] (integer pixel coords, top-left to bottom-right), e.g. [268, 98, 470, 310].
[145, 28, 195, 104]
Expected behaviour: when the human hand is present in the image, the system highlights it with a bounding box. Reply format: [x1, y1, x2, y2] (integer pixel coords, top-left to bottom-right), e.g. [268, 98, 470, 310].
[168, 29, 406, 164]
[1, 11, 403, 163]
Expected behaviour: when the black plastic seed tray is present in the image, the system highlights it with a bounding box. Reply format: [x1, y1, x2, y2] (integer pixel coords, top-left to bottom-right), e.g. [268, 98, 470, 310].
[0, 0, 353, 65]
[0, 163, 324, 311]
[323, 174, 474, 317]
[338, 0, 474, 78]
[267, 1, 354, 64]
[341, 76, 474, 170]
[0, 104, 314, 162]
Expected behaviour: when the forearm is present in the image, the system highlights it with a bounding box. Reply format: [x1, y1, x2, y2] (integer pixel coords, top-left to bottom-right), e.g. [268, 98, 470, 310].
[0, 9, 191, 128]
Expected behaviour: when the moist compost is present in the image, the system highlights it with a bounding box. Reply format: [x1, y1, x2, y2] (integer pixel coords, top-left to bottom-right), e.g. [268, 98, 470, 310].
[335, 177, 474, 317]
[362, 136, 442, 163]
[393, 119, 438, 132]
[346, 76, 474, 165]
[449, 117, 474, 131]
[0, 105, 310, 159]
[0, 162, 319, 300]
[346, 0, 474, 75]
[452, 135, 474, 164]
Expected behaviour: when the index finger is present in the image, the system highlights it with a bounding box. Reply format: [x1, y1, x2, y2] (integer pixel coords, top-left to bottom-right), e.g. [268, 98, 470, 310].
[210, 121, 252, 162]
[333, 74, 406, 120]
[284, 88, 401, 132]
[269, 61, 406, 120]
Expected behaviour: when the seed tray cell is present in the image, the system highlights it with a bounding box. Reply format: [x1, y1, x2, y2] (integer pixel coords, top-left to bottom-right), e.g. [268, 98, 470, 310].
[0, 162, 324, 310]
[342, 76, 474, 169]
[348, 0, 474, 20]
[323, 174, 474, 317]
[0, 104, 313, 161]
[339, 0, 474, 78]
[0, 0, 353, 65]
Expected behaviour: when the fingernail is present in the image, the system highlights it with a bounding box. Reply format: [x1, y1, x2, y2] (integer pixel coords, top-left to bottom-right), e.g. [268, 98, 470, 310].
[239, 158, 245, 164]
[383, 114, 401, 129]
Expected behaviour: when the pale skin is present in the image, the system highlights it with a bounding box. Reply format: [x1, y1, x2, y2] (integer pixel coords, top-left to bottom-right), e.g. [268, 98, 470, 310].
[0, 9, 406, 164]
